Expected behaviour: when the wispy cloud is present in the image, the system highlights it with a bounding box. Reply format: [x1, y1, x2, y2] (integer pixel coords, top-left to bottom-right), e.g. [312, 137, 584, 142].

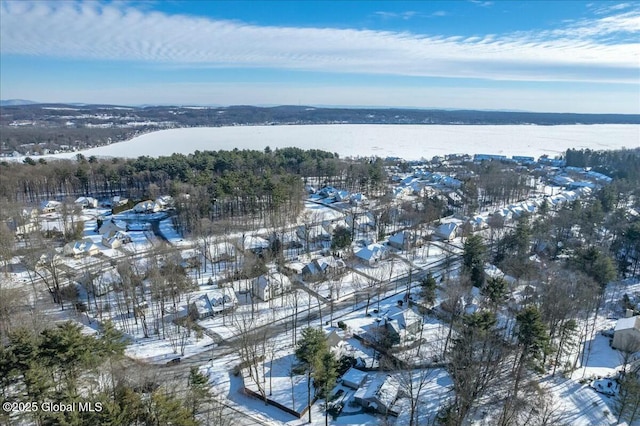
[589, 2, 632, 15]
[469, 0, 494, 7]
[1, 1, 637, 84]
[374, 11, 419, 20]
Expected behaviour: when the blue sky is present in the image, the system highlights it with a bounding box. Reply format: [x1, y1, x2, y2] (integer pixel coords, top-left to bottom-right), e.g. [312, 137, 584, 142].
[1, 0, 638, 113]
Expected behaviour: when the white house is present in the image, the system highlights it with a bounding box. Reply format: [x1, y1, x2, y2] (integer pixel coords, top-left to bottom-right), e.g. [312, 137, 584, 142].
[354, 243, 387, 266]
[434, 222, 458, 241]
[133, 200, 160, 213]
[112, 196, 129, 207]
[98, 219, 127, 236]
[350, 193, 369, 206]
[384, 306, 423, 345]
[207, 288, 238, 315]
[40, 200, 62, 213]
[612, 316, 640, 351]
[189, 288, 238, 320]
[388, 231, 411, 251]
[74, 196, 98, 209]
[102, 230, 132, 248]
[239, 235, 270, 253]
[63, 239, 100, 257]
[354, 374, 400, 415]
[253, 272, 292, 301]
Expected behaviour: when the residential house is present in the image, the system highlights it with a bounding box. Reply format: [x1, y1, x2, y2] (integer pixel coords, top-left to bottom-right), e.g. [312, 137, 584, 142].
[189, 288, 238, 320]
[327, 329, 347, 356]
[102, 230, 132, 248]
[189, 294, 213, 320]
[63, 239, 100, 257]
[318, 186, 338, 199]
[74, 196, 98, 209]
[434, 222, 458, 241]
[207, 287, 238, 315]
[133, 200, 160, 213]
[112, 195, 129, 207]
[98, 219, 127, 236]
[253, 272, 292, 301]
[612, 316, 640, 351]
[383, 306, 423, 345]
[301, 256, 346, 279]
[40, 200, 62, 213]
[354, 243, 387, 266]
[155, 195, 174, 209]
[353, 374, 400, 415]
[349, 193, 369, 206]
[238, 235, 270, 254]
[335, 190, 350, 202]
[388, 231, 412, 251]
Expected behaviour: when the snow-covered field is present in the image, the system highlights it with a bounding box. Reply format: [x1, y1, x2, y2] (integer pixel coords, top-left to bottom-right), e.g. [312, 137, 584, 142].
[32, 124, 639, 161]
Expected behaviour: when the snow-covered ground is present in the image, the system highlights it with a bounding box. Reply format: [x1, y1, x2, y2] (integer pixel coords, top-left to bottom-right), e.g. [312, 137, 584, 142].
[23, 124, 640, 161]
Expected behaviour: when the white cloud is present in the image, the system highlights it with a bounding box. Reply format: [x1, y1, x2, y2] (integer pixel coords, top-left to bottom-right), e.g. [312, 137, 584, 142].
[0, 1, 638, 84]
[374, 11, 419, 20]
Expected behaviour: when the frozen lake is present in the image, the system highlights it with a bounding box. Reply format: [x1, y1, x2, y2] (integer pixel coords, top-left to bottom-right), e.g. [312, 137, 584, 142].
[45, 124, 639, 160]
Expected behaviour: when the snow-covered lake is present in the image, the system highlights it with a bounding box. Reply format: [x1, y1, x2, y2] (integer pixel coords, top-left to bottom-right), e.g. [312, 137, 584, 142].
[47, 124, 639, 160]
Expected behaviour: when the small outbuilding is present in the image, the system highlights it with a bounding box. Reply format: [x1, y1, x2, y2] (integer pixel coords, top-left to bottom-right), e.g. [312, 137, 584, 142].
[612, 316, 640, 352]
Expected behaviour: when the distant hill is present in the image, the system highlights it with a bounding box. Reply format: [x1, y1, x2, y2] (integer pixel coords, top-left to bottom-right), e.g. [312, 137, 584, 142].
[0, 99, 39, 106]
[1, 103, 638, 156]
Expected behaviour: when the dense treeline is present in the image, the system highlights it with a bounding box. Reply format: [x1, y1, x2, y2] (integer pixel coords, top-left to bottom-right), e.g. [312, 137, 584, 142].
[566, 147, 640, 182]
[0, 147, 386, 232]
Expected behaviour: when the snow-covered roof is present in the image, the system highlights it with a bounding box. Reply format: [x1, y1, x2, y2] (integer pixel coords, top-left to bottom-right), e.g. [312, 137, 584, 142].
[255, 273, 292, 291]
[341, 367, 368, 389]
[615, 316, 640, 332]
[64, 239, 99, 255]
[357, 374, 399, 410]
[75, 196, 97, 205]
[388, 231, 410, 247]
[355, 243, 386, 262]
[207, 287, 237, 309]
[239, 235, 270, 250]
[434, 222, 458, 239]
[192, 294, 212, 316]
[386, 306, 422, 330]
